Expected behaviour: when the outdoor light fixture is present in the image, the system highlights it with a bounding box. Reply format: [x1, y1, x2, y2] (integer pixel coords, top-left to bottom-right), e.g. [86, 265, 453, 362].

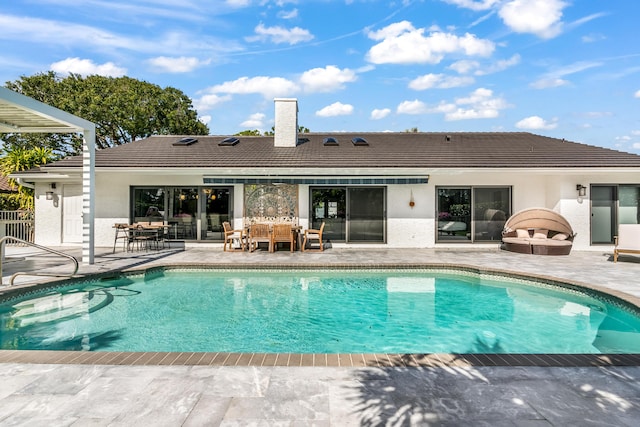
[45, 191, 54, 200]
[576, 184, 587, 203]
[576, 184, 587, 197]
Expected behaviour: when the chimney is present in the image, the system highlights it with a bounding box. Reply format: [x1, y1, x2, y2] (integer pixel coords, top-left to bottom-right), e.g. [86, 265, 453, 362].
[274, 98, 298, 147]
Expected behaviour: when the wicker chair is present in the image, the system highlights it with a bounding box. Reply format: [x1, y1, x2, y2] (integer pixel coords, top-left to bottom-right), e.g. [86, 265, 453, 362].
[248, 223, 272, 252]
[302, 222, 325, 252]
[223, 221, 246, 252]
[271, 223, 295, 252]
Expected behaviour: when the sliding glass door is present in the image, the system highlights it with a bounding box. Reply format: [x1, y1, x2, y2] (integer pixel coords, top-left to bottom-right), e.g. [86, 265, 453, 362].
[591, 184, 640, 244]
[310, 187, 386, 243]
[436, 186, 511, 243]
[131, 186, 232, 241]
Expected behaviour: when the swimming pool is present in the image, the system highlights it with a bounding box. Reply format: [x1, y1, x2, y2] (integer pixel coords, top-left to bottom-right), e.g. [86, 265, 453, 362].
[2, 268, 640, 354]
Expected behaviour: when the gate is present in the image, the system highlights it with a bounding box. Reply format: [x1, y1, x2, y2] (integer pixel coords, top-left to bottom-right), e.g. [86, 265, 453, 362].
[0, 210, 34, 244]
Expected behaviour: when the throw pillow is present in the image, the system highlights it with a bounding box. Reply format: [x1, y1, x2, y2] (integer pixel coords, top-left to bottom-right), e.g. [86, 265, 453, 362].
[516, 229, 529, 238]
[533, 229, 548, 239]
[552, 233, 568, 241]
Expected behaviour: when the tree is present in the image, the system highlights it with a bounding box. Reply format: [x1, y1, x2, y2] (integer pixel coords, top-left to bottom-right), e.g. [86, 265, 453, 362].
[263, 125, 309, 136]
[1, 72, 209, 156]
[235, 129, 262, 136]
[0, 146, 57, 210]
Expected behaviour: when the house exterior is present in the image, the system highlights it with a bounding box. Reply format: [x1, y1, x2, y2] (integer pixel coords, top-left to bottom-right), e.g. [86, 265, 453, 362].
[13, 98, 640, 252]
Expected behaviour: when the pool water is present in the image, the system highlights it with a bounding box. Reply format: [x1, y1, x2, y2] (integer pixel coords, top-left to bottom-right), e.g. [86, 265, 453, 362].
[2, 269, 640, 354]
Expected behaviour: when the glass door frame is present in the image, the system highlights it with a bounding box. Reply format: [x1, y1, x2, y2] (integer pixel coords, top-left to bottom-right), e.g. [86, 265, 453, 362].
[309, 186, 387, 243]
[130, 185, 233, 241]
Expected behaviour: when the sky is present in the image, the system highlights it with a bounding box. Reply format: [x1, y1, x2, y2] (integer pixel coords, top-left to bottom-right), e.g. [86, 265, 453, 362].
[1, 0, 640, 153]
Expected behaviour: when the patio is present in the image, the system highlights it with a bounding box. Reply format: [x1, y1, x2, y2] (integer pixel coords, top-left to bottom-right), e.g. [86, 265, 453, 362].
[1, 246, 639, 425]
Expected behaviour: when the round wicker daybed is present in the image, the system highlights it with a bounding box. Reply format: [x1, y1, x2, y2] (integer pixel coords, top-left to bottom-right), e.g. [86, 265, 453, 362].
[501, 208, 575, 255]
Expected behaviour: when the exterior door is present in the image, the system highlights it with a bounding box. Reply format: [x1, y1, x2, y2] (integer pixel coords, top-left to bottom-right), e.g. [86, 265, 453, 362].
[310, 187, 386, 243]
[591, 185, 616, 244]
[62, 185, 83, 243]
[347, 187, 385, 242]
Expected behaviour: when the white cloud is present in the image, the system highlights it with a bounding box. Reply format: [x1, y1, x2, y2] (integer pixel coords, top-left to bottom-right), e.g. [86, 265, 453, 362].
[635, 90, 640, 98]
[498, 0, 567, 39]
[278, 9, 298, 19]
[515, 115, 558, 130]
[300, 65, 357, 93]
[50, 57, 126, 77]
[315, 102, 354, 117]
[147, 56, 209, 73]
[226, 0, 250, 7]
[581, 33, 606, 43]
[241, 112, 266, 128]
[397, 100, 429, 115]
[441, 0, 500, 11]
[449, 59, 480, 74]
[409, 73, 474, 90]
[209, 76, 300, 98]
[370, 108, 391, 120]
[633, 143, 640, 150]
[366, 21, 494, 65]
[397, 88, 509, 120]
[246, 23, 314, 45]
[530, 78, 569, 89]
[199, 115, 211, 126]
[475, 54, 521, 75]
[193, 93, 233, 111]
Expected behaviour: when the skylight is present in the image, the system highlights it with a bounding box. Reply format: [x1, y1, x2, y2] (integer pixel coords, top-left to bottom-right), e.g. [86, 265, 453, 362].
[351, 137, 368, 146]
[172, 137, 198, 146]
[218, 137, 239, 146]
[323, 137, 339, 146]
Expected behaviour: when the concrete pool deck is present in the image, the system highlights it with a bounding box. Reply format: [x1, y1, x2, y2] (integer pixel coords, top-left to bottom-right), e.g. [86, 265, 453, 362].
[1, 245, 640, 425]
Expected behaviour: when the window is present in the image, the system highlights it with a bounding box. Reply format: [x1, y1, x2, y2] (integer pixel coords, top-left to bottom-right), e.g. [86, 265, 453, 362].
[131, 186, 232, 241]
[437, 186, 511, 243]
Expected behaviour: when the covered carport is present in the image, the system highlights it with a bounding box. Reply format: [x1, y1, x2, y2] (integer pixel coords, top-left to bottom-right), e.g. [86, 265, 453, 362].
[0, 86, 95, 264]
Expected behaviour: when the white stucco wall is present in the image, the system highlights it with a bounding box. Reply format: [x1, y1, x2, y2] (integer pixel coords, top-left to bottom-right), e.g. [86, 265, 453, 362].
[34, 183, 62, 246]
[31, 168, 639, 251]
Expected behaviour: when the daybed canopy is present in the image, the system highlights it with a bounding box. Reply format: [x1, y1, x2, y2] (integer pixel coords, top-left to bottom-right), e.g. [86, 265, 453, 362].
[503, 207, 574, 236]
[502, 208, 575, 255]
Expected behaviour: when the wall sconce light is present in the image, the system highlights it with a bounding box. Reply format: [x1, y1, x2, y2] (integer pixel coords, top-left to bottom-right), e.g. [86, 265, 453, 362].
[576, 184, 587, 203]
[46, 191, 54, 200]
[576, 184, 587, 197]
[409, 190, 415, 208]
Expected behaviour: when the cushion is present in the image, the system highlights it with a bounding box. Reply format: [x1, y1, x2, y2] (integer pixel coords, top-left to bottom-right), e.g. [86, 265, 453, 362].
[552, 233, 568, 241]
[516, 229, 529, 238]
[533, 229, 548, 239]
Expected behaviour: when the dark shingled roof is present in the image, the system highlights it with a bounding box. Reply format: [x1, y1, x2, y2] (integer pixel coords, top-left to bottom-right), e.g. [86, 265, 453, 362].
[45, 132, 640, 169]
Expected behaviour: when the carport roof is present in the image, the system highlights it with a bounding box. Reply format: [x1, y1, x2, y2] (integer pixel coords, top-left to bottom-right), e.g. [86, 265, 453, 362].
[0, 86, 94, 133]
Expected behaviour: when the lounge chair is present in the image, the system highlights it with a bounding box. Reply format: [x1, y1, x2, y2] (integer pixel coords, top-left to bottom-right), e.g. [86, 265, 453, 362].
[271, 223, 295, 252]
[223, 221, 246, 252]
[248, 223, 272, 252]
[302, 222, 325, 252]
[614, 224, 640, 262]
[501, 208, 575, 255]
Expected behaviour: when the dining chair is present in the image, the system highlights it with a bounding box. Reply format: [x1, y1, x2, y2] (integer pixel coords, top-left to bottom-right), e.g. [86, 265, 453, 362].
[248, 223, 272, 252]
[223, 221, 246, 251]
[272, 223, 295, 252]
[302, 222, 325, 252]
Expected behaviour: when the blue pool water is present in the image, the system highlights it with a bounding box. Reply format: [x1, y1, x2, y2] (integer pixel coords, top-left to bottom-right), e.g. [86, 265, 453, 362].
[1, 269, 640, 354]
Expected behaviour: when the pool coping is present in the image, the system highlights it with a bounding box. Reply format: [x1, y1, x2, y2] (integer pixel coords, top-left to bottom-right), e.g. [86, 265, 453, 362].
[2, 262, 640, 368]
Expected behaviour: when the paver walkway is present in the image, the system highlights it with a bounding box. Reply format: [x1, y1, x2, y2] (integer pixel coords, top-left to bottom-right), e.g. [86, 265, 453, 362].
[0, 245, 639, 426]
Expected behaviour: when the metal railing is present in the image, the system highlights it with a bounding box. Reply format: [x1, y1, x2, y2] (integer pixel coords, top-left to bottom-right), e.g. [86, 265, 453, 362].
[0, 236, 79, 286]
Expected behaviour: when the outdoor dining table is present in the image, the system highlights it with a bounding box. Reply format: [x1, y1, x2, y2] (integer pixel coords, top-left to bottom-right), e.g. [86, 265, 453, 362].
[112, 223, 170, 252]
[243, 223, 302, 252]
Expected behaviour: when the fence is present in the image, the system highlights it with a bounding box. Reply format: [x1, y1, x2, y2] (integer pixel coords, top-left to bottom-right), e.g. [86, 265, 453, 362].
[0, 211, 34, 244]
